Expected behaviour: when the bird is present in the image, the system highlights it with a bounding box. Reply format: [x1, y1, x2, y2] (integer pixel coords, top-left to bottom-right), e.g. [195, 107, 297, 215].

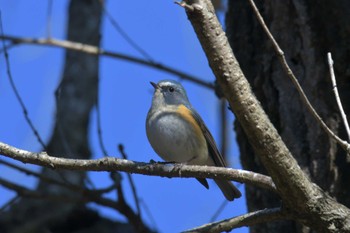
[146, 80, 241, 201]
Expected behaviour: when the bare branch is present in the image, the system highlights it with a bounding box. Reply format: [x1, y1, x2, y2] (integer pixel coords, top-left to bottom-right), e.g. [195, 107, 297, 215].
[0, 19, 47, 149]
[0, 157, 148, 231]
[0, 195, 19, 212]
[180, 1, 350, 230]
[246, 0, 350, 155]
[220, 100, 228, 159]
[95, 50, 109, 157]
[209, 199, 228, 222]
[0, 158, 114, 195]
[184, 207, 287, 233]
[0, 175, 149, 232]
[118, 144, 142, 218]
[327, 52, 350, 142]
[99, 0, 154, 62]
[139, 199, 159, 232]
[0, 35, 213, 89]
[0, 177, 75, 202]
[0, 179, 119, 226]
[181, 0, 311, 206]
[0, 141, 276, 192]
[46, 0, 53, 38]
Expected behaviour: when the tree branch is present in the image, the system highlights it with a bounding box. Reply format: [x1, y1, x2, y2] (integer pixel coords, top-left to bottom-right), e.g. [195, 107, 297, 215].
[0, 22, 47, 149]
[179, 0, 311, 208]
[0, 35, 213, 89]
[0, 177, 76, 202]
[327, 52, 350, 143]
[0, 158, 115, 195]
[0, 141, 276, 192]
[179, 0, 350, 231]
[118, 144, 142, 218]
[0, 174, 149, 232]
[246, 0, 350, 155]
[99, 0, 154, 62]
[184, 207, 288, 233]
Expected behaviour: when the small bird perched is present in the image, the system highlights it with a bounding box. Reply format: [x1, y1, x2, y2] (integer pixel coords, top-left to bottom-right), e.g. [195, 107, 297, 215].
[146, 80, 241, 201]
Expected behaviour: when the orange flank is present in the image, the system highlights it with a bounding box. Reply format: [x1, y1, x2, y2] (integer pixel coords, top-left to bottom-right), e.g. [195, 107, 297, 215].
[176, 105, 203, 139]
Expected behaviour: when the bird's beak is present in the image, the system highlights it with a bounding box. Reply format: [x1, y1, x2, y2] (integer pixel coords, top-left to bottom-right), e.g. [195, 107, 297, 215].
[150, 81, 159, 90]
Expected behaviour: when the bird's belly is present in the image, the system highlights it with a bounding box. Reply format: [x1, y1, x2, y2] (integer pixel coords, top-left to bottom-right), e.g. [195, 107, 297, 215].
[147, 112, 208, 164]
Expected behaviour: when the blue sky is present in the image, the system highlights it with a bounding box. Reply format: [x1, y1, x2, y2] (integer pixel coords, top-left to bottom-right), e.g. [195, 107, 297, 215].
[0, 1, 247, 232]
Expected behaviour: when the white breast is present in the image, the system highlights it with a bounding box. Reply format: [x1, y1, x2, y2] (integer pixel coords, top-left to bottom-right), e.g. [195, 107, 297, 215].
[146, 109, 209, 165]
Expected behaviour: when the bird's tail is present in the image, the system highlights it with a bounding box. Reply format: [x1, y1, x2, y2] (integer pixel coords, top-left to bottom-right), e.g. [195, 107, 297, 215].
[214, 179, 241, 201]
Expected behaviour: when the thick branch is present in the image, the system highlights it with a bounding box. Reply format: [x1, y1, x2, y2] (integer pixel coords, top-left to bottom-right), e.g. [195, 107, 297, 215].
[181, 0, 314, 208]
[0, 141, 275, 192]
[184, 207, 287, 233]
[180, 0, 350, 231]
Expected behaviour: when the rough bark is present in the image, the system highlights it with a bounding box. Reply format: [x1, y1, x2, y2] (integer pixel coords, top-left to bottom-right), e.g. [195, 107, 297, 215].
[226, 1, 350, 232]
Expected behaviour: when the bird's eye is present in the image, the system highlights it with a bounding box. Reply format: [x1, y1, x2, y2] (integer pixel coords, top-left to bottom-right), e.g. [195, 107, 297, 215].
[169, 87, 175, 92]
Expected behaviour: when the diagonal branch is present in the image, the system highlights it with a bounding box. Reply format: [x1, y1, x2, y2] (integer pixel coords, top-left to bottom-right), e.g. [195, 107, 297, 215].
[246, 0, 350, 155]
[184, 207, 288, 233]
[0, 35, 213, 89]
[178, 0, 350, 231]
[118, 144, 142, 218]
[327, 52, 350, 143]
[0, 177, 75, 202]
[0, 175, 149, 232]
[99, 0, 154, 62]
[0, 21, 47, 149]
[179, 0, 312, 207]
[0, 158, 115, 195]
[0, 141, 276, 192]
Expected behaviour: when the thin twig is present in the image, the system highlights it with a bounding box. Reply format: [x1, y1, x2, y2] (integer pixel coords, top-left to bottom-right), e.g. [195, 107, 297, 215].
[0, 176, 105, 214]
[0, 141, 276, 192]
[53, 84, 75, 158]
[0, 16, 47, 150]
[53, 84, 84, 186]
[92, 34, 128, 220]
[90, 35, 140, 226]
[247, 0, 350, 155]
[99, 0, 154, 62]
[184, 207, 287, 233]
[0, 170, 150, 231]
[210, 199, 228, 222]
[0, 35, 213, 89]
[0, 195, 19, 212]
[0, 176, 131, 215]
[95, 43, 109, 158]
[46, 0, 53, 38]
[0, 158, 114, 195]
[0, 40, 16, 53]
[118, 144, 141, 217]
[327, 52, 350, 142]
[139, 199, 158, 232]
[220, 100, 228, 160]
[113, 178, 148, 233]
[209, 184, 243, 222]
[0, 177, 74, 202]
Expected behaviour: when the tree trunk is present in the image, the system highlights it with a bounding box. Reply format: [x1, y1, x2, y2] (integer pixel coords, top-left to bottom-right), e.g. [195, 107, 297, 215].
[40, 0, 101, 191]
[226, 1, 350, 232]
[0, 1, 129, 232]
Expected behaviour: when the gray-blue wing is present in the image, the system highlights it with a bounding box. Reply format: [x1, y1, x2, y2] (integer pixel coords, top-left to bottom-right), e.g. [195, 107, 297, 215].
[188, 105, 242, 200]
[187, 106, 227, 167]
